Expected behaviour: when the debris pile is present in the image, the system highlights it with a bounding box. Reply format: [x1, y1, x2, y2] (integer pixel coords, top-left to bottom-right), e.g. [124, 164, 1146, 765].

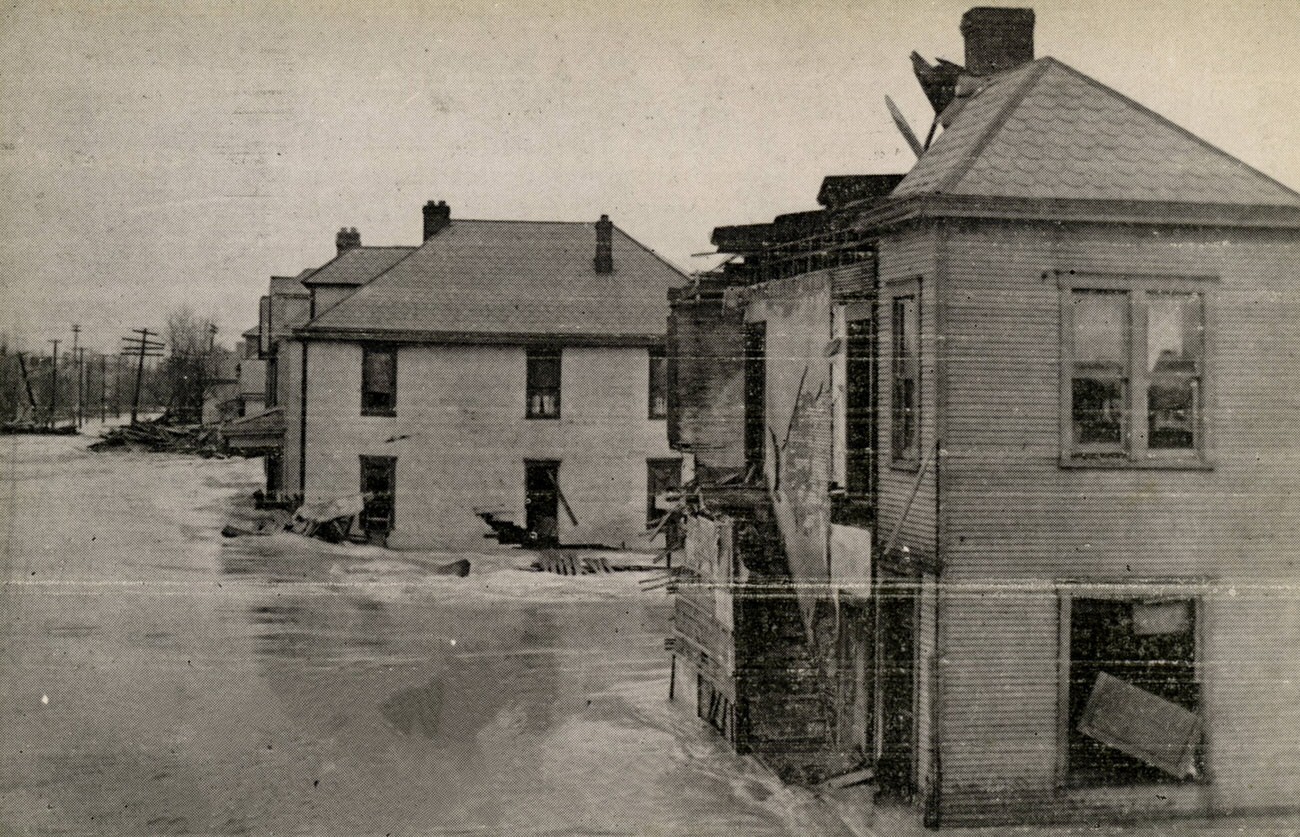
[530, 549, 659, 575]
[89, 416, 224, 456]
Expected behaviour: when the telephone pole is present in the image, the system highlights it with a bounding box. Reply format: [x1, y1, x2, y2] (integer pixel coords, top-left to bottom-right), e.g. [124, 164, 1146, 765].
[46, 339, 60, 429]
[99, 353, 107, 423]
[71, 324, 81, 428]
[76, 347, 87, 428]
[121, 329, 164, 424]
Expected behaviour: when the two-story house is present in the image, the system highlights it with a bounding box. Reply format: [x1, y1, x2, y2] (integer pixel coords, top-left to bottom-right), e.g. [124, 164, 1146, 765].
[668, 7, 1300, 829]
[291, 202, 689, 550]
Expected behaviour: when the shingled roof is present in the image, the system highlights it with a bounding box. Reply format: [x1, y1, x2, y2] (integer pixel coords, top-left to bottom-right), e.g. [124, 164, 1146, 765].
[892, 57, 1300, 208]
[301, 219, 688, 343]
[300, 246, 415, 287]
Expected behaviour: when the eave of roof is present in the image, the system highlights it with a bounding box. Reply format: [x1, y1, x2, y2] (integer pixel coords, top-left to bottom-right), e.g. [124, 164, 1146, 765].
[294, 327, 665, 348]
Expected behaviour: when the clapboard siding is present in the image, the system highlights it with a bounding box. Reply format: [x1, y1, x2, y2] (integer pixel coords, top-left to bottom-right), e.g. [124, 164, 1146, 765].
[875, 229, 939, 567]
[933, 218, 1300, 824]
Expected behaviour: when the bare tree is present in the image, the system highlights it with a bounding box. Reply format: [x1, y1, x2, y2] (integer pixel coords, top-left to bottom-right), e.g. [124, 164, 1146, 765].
[162, 305, 217, 423]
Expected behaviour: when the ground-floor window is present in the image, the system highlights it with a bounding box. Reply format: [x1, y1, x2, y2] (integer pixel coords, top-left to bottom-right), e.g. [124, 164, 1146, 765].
[1063, 593, 1202, 786]
[646, 458, 682, 529]
[360, 455, 396, 537]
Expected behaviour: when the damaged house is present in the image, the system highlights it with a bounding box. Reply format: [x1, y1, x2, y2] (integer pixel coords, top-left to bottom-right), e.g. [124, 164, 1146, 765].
[667, 7, 1300, 828]
[284, 202, 689, 550]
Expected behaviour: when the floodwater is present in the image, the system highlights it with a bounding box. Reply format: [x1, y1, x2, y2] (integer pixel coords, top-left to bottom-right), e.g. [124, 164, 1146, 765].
[0, 428, 852, 836]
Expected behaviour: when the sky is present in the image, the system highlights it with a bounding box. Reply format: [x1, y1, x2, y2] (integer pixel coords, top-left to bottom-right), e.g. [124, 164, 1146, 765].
[2, 0, 1298, 355]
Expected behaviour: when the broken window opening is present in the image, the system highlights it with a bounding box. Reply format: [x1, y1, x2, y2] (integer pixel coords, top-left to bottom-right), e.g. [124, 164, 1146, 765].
[361, 344, 397, 416]
[646, 457, 683, 529]
[526, 348, 561, 419]
[648, 345, 669, 420]
[1066, 595, 1202, 787]
[890, 295, 919, 463]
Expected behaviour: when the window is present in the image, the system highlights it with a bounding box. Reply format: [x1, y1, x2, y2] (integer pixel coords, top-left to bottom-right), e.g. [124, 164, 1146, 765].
[648, 346, 668, 420]
[526, 348, 561, 419]
[890, 295, 919, 462]
[1061, 593, 1202, 787]
[360, 455, 397, 537]
[1063, 277, 1208, 463]
[646, 458, 682, 528]
[361, 344, 397, 416]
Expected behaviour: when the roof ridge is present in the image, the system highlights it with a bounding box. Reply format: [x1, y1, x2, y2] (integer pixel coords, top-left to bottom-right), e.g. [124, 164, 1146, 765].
[1046, 57, 1300, 205]
[940, 59, 1052, 194]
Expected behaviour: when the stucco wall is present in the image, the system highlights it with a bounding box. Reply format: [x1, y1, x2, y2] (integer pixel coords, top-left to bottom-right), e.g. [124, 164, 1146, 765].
[302, 340, 679, 550]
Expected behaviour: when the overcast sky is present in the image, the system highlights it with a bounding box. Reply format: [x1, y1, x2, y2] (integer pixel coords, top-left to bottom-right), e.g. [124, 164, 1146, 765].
[2, 0, 1298, 354]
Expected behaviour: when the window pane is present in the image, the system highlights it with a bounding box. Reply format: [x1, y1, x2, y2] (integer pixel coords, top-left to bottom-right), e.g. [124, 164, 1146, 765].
[364, 350, 394, 393]
[891, 296, 918, 459]
[648, 348, 668, 419]
[1073, 377, 1126, 445]
[1147, 293, 1201, 450]
[1073, 291, 1127, 368]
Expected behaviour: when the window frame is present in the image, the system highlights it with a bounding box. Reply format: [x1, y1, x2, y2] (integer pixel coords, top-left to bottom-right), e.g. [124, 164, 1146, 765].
[360, 343, 397, 417]
[525, 346, 562, 420]
[1056, 584, 1207, 789]
[648, 345, 668, 420]
[889, 282, 921, 468]
[1059, 273, 1215, 469]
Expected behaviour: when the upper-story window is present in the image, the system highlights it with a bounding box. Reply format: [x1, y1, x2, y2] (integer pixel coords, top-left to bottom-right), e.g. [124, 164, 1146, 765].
[526, 348, 561, 419]
[1063, 275, 1209, 465]
[890, 294, 919, 463]
[648, 346, 668, 420]
[361, 344, 397, 416]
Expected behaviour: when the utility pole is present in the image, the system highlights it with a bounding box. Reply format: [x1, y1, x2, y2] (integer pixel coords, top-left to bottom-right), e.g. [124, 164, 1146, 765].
[100, 353, 107, 423]
[121, 329, 164, 424]
[114, 353, 122, 418]
[71, 324, 80, 429]
[76, 347, 87, 428]
[47, 339, 60, 429]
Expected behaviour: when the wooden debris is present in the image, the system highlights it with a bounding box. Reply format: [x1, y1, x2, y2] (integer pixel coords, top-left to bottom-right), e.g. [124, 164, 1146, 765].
[529, 549, 659, 575]
[89, 415, 224, 456]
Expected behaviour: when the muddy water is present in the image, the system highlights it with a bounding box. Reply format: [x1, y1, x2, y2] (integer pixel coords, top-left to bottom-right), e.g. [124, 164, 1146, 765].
[0, 431, 850, 836]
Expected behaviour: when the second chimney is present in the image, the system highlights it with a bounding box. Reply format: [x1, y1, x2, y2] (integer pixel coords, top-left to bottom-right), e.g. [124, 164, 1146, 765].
[423, 200, 451, 240]
[961, 7, 1035, 76]
[594, 214, 613, 273]
[336, 227, 361, 254]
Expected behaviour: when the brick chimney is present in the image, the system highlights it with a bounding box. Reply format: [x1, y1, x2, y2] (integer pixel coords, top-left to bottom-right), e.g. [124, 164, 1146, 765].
[961, 7, 1035, 76]
[423, 200, 451, 240]
[336, 227, 361, 254]
[594, 214, 613, 274]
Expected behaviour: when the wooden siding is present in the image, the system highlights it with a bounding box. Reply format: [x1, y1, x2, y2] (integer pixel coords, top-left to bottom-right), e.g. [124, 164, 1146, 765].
[875, 229, 940, 571]
[934, 219, 1300, 823]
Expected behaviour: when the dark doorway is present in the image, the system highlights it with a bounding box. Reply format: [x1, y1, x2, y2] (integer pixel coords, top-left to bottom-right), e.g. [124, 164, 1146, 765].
[265, 450, 283, 497]
[743, 321, 766, 476]
[845, 314, 876, 498]
[360, 455, 396, 543]
[875, 579, 917, 798]
[838, 602, 874, 762]
[525, 460, 560, 546]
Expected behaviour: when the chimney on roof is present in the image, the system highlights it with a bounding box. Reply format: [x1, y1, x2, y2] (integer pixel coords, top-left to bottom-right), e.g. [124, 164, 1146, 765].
[594, 214, 613, 273]
[336, 226, 361, 254]
[423, 200, 451, 240]
[961, 7, 1035, 76]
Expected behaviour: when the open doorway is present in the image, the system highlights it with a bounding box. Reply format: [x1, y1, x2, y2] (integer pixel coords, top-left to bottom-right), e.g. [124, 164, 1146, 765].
[525, 460, 560, 546]
[875, 577, 917, 798]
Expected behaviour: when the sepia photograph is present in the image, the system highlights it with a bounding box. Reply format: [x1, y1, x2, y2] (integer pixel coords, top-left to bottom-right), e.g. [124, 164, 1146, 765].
[2, 1, 1299, 834]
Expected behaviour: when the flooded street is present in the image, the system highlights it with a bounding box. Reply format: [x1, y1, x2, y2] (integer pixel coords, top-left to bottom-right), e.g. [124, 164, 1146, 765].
[0, 430, 849, 836]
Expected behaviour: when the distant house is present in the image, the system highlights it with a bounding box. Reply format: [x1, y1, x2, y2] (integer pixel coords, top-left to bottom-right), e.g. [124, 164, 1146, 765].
[235, 326, 266, 418]
[223, 230, 412, 497]
[668, 7, 1300, 828]
[289, 202, 690, 550]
